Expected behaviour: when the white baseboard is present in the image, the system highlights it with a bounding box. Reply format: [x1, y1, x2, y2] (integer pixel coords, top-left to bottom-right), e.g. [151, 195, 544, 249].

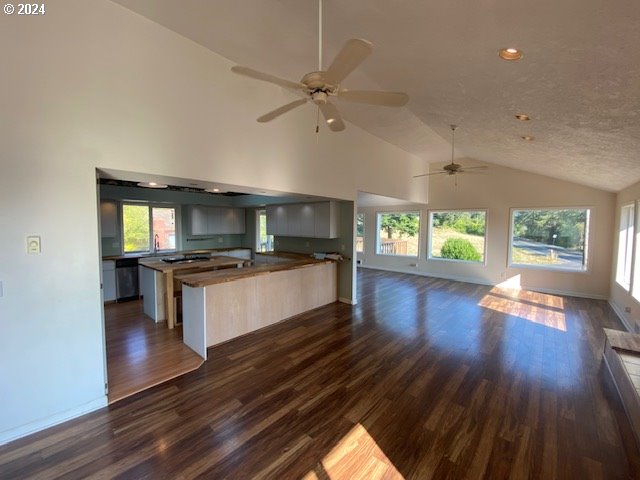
[339, 297, 356, 305]
[358, 265, 607, 300]
[0, 396, 108, 446]
[609, 300, 635, 333]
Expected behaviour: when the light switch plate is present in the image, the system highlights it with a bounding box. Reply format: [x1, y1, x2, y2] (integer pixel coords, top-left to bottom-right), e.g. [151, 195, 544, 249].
[26, 235, 41, 254]
[0, 281, 3, 298]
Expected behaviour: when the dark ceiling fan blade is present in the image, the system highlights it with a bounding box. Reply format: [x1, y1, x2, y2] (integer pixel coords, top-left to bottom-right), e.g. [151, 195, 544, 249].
[337, 89, 409, 107]
[319, 102, 345, 131]
[231, 66, 306, 91]
[257, 99, 308, 123]
[323, 39, 373, 85]
[413, 171, 448, 178]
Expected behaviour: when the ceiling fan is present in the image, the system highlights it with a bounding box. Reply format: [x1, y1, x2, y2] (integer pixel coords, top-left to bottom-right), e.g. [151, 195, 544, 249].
[413, 125, 488, 182]
[230, 0, 409, 132]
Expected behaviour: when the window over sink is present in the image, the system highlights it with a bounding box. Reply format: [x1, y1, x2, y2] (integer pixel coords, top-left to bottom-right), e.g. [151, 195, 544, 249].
[123, 203, 178, 254]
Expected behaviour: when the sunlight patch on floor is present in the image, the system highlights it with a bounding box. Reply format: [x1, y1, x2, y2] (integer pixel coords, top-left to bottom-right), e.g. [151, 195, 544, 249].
[479, 281, 566, 332]
[303, 423, 404, 480]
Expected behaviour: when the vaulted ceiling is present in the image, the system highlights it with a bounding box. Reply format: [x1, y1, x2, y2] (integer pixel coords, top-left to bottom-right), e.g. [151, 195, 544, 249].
[113, 0, 640, 192]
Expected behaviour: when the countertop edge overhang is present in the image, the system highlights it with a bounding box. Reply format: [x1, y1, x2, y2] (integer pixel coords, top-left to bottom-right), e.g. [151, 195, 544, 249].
[176, 258, 336, 288]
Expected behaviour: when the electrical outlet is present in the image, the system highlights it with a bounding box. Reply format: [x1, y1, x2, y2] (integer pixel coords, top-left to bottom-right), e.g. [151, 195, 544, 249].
[0, 281, 3, 297]
[305, 241, 310, 247]
[341, 244, 345, 251]
[218, 237, 223, 244]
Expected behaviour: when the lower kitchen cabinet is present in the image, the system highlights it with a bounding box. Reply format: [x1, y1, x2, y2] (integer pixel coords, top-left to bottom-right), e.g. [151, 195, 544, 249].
[102, 260, 116, 302]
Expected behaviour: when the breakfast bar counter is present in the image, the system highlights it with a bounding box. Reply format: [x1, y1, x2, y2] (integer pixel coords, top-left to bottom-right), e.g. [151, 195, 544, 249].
[139, 255, 247, 329]
[178, 256, 338, 359]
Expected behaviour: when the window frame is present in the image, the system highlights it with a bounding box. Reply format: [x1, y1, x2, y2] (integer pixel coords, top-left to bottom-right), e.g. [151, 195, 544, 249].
[427, 208, 488, 265]
[356, 212, 365, 254]
[375, 210, 421, 258]
[507, 206, 592, 273]
[631, 201, 640, 301]
[121, 201, 180, 255]
[616, 203, 635, 291]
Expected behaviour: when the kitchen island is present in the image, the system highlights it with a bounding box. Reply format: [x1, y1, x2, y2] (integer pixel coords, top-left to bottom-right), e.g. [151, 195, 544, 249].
[139, 255, 249, 328]
[176, 255, 338, 359]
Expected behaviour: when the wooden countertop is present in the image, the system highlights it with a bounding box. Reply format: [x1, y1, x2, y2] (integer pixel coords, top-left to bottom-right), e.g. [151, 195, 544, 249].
[176, 257, 335, 288]
[139, 255, 246, 273]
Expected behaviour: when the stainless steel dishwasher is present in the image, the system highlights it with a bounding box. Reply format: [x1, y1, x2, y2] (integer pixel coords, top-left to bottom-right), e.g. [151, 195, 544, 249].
[115, 258, 139, 302]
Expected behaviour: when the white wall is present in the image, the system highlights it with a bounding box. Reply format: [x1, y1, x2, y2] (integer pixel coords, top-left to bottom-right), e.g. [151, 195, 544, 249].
[609, 180, 640, 332]
[358, 161, 616, 299]
[0, 0, 426, 443]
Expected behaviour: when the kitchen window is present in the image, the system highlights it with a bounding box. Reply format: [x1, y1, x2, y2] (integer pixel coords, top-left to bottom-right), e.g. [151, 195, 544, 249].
[509, 207, 590, 271]
[429, 210, 486, 263]
[257, 209, 274, 252]
[122, 203, 178, 254]
[376, 212, 420, 257]
[356, 213, 364, 253]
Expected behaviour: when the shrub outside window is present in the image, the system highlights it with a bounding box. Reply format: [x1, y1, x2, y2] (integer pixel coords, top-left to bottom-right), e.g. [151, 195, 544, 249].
[429, 210, 486, 263]
[376, 212, 420, 257]
[509, 208, 590, 271]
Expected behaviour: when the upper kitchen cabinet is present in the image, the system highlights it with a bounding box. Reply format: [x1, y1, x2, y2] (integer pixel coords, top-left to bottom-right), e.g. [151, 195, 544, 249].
[187, 205, 245, 235]
[266, 201, 339, 238]
[100, 200, 118, 237]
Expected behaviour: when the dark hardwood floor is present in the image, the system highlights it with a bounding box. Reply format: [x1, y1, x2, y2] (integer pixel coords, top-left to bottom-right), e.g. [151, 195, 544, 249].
[1, 269, 639, 479]
[105, 300, 203, 404]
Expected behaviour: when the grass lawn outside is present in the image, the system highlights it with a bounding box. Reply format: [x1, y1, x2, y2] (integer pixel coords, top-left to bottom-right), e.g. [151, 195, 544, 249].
[511, 247, 563, 266]
[430, 227, 485, 261]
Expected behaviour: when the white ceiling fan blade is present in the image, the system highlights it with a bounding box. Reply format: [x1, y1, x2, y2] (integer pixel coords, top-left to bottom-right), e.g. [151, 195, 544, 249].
[413, 171, 448, 178]
[231, 66, 306, 91]
[337, 89, 409, 107]
[323, 39, 373, 84]
[460, 165, 488, 170]
[257, 99, 308, 123]
[319, 102, 345, 131]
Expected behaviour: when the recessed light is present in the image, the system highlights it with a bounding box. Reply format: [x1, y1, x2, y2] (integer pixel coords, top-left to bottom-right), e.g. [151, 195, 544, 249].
[205, 187, 221, 193]
[498, 48, 523, 61]
[521, 135, 534, 141]
[137, 181, 168, 188]
[515, 113, 530, 121]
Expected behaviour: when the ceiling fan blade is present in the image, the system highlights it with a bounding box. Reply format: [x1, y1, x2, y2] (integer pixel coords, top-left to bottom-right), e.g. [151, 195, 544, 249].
[458, 170, 488, 175]
[337, 89, 409, 107]
[319, 102, 345, 131]
[231, 66, 306, 91]
[413, 171, 448, 178]
[257, 99, 308, 123]
[460, 165, 488, 170]
[324, 39, 373, 84]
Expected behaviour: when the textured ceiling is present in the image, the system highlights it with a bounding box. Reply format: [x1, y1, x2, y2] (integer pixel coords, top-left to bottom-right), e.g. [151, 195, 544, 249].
[112, 0, 640, 192]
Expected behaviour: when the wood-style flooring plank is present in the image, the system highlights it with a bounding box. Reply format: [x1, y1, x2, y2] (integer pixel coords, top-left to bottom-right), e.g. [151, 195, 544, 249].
[1, 269, 639, 479]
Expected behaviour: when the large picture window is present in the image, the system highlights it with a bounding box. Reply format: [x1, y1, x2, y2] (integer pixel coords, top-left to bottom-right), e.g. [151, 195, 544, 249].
[356, 213, 364, 253]
[376, 212, 420, 257]
[509, 208, 590, 271]
[429, 210, 486, 263]
[617, 204, 635, 290]
[123, 203, 177, 254]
